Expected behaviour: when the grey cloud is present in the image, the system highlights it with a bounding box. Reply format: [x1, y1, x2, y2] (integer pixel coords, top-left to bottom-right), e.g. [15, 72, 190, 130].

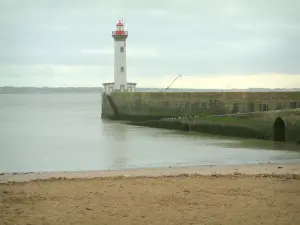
[0, 0, 300, 77]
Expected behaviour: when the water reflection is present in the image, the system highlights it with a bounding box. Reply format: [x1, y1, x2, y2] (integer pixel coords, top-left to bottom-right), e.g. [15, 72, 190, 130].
[101, 120, 129, 169]
[219, 136, 300, 152]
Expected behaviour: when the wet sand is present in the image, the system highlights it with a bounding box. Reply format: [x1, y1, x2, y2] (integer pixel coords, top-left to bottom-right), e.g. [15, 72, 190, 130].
[1, 163, 300, 225]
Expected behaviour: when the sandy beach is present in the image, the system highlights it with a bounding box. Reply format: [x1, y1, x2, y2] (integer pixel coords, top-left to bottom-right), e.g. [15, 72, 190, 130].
[1, 163, 300, 225]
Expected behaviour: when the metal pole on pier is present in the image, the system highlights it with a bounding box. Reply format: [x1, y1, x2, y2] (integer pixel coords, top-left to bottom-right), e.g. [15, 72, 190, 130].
[162, 74, 182, 92]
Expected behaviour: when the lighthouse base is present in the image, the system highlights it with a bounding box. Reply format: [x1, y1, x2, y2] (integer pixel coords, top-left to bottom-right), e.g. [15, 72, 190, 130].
[103, 82, 137, 95]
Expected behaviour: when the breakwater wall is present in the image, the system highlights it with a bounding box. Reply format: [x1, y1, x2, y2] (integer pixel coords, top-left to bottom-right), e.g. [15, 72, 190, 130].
[101, 92, 300, 143]
[126, 110, 300, 143]
[102, 92, 300, 120]
[126, 119, 271, 140]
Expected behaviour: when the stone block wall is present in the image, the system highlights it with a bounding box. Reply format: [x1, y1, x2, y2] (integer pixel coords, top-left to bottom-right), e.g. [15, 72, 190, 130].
[103, 92, 300, 119]
[101, 93, 114, 118]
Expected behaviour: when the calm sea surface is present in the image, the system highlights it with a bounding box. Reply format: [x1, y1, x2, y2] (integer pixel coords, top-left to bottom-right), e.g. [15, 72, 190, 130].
[1, 93, 300, 173]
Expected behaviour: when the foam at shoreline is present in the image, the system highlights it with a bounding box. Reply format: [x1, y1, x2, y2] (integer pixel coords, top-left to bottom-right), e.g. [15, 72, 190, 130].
[1, 163, 300, 183]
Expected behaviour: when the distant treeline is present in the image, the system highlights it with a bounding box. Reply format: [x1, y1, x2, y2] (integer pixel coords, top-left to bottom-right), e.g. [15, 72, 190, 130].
[0, 86, 299, 94]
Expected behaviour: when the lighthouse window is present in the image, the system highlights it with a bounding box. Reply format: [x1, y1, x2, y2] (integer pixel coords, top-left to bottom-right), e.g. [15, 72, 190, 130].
[120, 46, 124, 52]
[120, 66, 124, 72]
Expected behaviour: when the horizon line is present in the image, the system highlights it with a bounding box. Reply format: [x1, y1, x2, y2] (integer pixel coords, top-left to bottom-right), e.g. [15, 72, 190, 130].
[1, 86, 300, 90]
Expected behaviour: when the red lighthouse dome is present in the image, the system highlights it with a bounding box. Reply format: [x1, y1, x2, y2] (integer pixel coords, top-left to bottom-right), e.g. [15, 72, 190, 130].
[112, 19, 128, 38]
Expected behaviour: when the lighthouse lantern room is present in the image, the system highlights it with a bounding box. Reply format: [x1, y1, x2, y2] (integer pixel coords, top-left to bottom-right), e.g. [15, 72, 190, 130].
[103, 20, 137, 95]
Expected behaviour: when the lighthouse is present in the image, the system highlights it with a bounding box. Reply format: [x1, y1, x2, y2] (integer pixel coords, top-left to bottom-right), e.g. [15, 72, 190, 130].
[103, 19, 137, 95]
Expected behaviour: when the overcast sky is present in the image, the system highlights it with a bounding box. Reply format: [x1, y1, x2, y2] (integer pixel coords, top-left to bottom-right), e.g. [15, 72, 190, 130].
[0, 0, 300, 88]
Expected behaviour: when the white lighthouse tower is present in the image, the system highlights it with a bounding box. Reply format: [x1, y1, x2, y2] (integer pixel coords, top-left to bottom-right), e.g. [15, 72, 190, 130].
[103, 19, 137, 95]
